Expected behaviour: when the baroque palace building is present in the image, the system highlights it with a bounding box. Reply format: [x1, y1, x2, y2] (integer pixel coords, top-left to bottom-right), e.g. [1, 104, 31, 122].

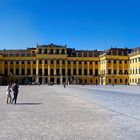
[0, 43, 140, 85]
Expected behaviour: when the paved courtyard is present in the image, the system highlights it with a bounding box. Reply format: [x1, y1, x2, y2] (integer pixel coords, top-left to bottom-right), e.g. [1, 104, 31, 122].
[0, 85, 140, 140]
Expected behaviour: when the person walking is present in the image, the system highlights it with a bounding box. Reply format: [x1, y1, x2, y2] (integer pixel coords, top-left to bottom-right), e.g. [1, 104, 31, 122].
[6, 84, 12, 104]
[12, 81, 19, 104]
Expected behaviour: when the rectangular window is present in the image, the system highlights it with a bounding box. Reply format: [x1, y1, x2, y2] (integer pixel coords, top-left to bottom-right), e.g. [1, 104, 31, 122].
[62, 60, 65, 64]
[22, 69, 25, 75]
[4, 69, 8, 75]
[108, 60, 111, 63]
[90, 61, 92, 65]
[119, 60, 122, 64]
[27, 69, 30, 75]
[10, 69, 13, 74]
[33, 61, 36, 64]
[51, 60, 53, 64]
[119, 70, 122, 74]
[33, 69, 36, 75]
[108, 69, 111, 75]
[133, 69, 134, 74]
[95, 69, 98, 76]
[39, 60, 42, 64]
[68, 61, 70, 64]
[22, 61, 24, 64]
[95, 61, 98, 65]
[90, 69, 93, 75]
[114, 70, 116, 75]
[57, 60, 59, 64]
[5, 61, 7, 64]
[16, 69, 19, 75]
[124, 70, 128, 75]
[125, 60, 127, 64]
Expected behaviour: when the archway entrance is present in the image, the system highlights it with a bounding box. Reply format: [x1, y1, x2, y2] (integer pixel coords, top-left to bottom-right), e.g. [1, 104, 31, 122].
[62, 77, 65, 83]
[39, 77, 42, 84]
[50, 78, 54, 85]
[56, 68, 60, 76]
[39, 68, 42, 76]
[45, 78, 48, 84]
[57, 78, 60, 84]
[50, 69, 54, 76]
[44, 68, 48, 76]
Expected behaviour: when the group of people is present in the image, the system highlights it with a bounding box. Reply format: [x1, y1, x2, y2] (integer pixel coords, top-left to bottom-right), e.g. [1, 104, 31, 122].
[6, 82, 19, 104]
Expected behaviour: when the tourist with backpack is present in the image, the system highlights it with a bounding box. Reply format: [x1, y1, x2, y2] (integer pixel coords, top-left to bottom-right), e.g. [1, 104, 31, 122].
[12, 81, 19, 104]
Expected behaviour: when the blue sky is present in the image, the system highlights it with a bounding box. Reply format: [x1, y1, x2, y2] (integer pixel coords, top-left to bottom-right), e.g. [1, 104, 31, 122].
[0, 0, 140, 50]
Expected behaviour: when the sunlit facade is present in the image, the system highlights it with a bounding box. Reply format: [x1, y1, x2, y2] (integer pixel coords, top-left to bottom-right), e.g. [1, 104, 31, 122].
[129, 47, 140, 85]
[0, 43, 139, 85]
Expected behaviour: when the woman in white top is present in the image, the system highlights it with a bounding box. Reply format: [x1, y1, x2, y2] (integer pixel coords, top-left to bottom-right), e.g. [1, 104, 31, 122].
[6, 84, 12, 104]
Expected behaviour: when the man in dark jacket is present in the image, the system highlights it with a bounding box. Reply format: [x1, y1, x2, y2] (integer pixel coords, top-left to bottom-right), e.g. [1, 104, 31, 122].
[12, 82, 19, 104]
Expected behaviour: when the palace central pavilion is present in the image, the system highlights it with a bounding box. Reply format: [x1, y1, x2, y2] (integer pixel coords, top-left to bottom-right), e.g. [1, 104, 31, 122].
[0, 43, 140, 85]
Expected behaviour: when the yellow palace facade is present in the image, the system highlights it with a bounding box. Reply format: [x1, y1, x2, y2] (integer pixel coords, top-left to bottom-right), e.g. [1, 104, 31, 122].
[0, 43, 139, 85]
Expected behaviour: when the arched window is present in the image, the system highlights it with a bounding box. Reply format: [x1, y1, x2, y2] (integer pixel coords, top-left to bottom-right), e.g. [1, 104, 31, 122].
[50, 49, 53, 54]
[56, 49, 59, 54]
[50, 68, 54, 76]
[10, 69, 13, 74]
[16, 69, 19, 75]
[39, 68, 42, 76]
[62, 68, 65, 76]
[56, 68, 60, 76]
[33, 69, 36, 75]
[44, 68, 48, 76]
[61, 49, 65, 54]
[96, 79, 98, 85]
[44, 49, 47, 54]
[68, 69, 71, 76]
[62, 60, 65, 64]
[90, 69, 92, 75]
[125, 79, 128, 83]
[79, 69, 82, 75]
[22, 69, 25, 75]
[84, 69, 87, 75]
[73, 69, 76, 75]
[27, 69, 30, 75]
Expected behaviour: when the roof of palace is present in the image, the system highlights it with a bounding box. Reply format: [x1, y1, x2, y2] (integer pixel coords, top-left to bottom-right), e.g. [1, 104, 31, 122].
[131, 46, 140, 54]
[103, 48, 133, 56]
[0, 49, 34, 57]
[37, 43, 67, 48]
[1, 44, 139, 57]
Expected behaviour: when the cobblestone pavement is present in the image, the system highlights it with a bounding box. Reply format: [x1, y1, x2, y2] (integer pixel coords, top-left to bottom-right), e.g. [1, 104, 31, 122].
[0, 85, 140, 140]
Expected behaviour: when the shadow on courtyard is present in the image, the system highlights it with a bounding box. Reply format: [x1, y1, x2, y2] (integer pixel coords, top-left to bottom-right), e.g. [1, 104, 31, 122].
[16, 103, 42, 105]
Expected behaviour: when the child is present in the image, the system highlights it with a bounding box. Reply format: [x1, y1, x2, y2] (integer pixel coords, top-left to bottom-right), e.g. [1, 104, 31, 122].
[6, 84, 12, 104]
